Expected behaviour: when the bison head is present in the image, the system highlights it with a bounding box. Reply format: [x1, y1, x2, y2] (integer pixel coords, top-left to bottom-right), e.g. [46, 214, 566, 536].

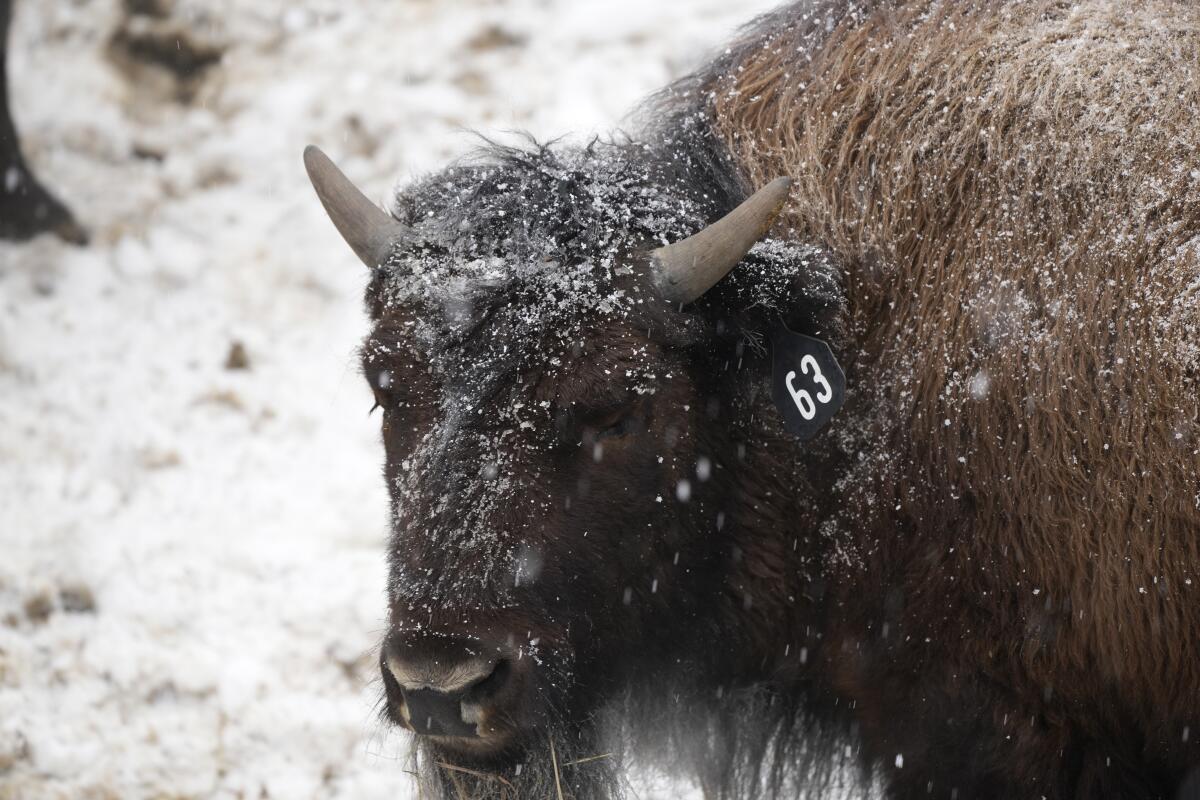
[304, 135, 843, 797]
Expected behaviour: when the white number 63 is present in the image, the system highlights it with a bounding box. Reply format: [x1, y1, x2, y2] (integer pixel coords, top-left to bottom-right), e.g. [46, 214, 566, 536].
[785, 355, 834, 421]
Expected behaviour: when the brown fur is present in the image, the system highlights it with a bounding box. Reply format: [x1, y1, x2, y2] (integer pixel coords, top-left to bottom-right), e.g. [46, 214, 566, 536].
[710, 0, 1200, 792]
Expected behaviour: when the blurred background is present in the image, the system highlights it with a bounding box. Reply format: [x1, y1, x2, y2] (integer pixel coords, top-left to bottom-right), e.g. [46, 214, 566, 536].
[0, 0, 783, 797]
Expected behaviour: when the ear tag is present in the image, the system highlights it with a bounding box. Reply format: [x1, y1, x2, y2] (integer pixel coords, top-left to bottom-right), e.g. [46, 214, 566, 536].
[770, 323, 846, 441]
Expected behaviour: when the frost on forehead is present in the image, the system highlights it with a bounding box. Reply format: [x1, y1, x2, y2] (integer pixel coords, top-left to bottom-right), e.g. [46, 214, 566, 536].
[378, 138, 718, 353]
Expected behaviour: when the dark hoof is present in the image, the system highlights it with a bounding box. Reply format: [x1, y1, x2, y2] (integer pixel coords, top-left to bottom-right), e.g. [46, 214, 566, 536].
[0, 164, 89, 246]
[51, 215, 90, 246]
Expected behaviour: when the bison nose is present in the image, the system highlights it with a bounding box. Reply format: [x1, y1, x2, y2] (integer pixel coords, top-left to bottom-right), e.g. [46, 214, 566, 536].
[383, 640, 508, 738]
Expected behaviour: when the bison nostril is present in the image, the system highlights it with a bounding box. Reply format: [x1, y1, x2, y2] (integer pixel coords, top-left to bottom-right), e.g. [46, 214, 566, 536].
[401, 686, 478, 738]
[464, 658, 510, 700]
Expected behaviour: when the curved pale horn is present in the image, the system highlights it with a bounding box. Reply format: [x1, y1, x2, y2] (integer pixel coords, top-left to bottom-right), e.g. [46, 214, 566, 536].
[651, 177, 793, 305]
[303, 145, 407, 268]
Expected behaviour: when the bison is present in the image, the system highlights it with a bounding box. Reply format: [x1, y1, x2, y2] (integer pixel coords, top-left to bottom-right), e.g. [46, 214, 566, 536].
[304, 1, 1200, 798]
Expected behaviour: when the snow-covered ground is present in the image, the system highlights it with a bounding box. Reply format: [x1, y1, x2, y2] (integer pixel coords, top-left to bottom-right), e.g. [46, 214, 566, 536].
[0, 1, 788, 797]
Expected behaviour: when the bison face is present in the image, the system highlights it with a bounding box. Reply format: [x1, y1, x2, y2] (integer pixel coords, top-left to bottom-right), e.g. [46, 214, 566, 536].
[363, 301, 712, 763]
[303, 144, 810, 783]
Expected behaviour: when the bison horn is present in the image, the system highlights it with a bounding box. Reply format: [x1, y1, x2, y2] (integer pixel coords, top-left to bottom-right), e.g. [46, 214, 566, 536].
[303, 145, 408, 269]
[650, 177, 793, 304]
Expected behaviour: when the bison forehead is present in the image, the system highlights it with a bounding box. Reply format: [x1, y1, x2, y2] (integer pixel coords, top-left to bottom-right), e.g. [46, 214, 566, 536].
[386, 138, 717, 268]
[371, 139, 720, 354]
[384, 252, 637, 377]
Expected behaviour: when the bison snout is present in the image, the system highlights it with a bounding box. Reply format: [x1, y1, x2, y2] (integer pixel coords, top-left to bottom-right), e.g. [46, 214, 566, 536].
[382, 633, 531, 746]
[385, 653, 500, 738]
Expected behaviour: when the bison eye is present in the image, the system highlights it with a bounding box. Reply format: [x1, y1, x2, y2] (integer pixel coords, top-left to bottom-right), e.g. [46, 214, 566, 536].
[581, 403, 640, 440]
[367, 368, 396, 414]
[596, 415, 637, 440]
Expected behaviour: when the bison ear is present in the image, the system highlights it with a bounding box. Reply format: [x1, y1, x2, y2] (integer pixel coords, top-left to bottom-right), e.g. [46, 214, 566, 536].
[778, 247, 847, 343]
[303, 145, 408, 269]
[712, 239, 848, 343]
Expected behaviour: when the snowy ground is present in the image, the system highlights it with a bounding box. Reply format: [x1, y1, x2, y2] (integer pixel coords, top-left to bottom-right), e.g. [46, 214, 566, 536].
[0, 1, 792, 797]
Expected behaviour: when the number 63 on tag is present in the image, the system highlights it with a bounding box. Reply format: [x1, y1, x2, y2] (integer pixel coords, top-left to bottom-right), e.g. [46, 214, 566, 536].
[770, 324, 847, 441]
[786, 355, 834, 421]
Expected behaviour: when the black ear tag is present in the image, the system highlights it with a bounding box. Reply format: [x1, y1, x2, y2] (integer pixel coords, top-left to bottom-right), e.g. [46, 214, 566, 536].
[770, 323, 846, 440]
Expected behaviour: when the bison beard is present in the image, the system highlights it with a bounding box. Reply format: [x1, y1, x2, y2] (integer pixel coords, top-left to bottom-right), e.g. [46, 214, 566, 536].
[408, 677, 851, 799]
[308, 0, 1200, 798]
[411, 720, 621, 800]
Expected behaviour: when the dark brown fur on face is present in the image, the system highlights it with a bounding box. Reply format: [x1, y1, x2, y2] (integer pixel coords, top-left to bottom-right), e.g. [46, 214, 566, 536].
[344, 1, 1200, 798]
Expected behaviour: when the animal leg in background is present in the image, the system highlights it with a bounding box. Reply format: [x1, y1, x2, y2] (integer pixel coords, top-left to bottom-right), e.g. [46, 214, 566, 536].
[0, 0, 86, 244]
